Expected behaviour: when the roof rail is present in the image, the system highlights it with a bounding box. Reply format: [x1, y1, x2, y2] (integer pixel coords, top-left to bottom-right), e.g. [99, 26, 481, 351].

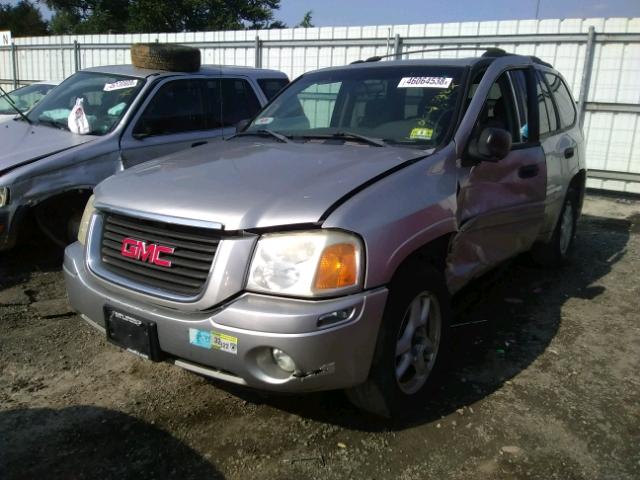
[530, 55, 553, 68]
[481, 48, 507, 57]
[350, 47, 513, 64]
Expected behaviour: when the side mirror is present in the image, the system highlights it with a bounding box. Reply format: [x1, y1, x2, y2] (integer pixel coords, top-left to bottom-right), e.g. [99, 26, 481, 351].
[235, 119, 250, 132]
[465, 127, 512, 164]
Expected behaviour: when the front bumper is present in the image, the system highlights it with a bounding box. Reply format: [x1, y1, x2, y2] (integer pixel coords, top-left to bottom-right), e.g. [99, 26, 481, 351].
[63, 242, 388, 392]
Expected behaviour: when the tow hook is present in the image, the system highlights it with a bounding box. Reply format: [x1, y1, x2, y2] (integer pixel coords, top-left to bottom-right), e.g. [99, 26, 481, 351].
[292, 362, 336, 380]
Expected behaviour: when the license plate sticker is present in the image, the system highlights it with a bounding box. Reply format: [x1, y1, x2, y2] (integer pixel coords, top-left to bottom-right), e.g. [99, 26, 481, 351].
[189, 328, 238, 355]
[213, 332, 238, 355]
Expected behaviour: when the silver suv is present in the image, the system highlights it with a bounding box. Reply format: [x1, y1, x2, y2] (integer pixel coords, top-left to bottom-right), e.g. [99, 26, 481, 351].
[0, 65, 288, 250]
[64, 51, 586, 416]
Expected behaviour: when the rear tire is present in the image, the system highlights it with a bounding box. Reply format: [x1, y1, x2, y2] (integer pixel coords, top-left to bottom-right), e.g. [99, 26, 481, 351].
[531, 189, 578, 267]
[346, 263, 451, 417]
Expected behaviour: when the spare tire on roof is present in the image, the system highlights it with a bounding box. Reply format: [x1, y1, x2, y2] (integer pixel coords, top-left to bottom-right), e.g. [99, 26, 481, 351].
[131, 43, 201, 72]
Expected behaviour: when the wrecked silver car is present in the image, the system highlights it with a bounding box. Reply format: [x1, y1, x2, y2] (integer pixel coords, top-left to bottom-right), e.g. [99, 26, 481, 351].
[64, 51, 586, 416]
[0, 64, 288, 250]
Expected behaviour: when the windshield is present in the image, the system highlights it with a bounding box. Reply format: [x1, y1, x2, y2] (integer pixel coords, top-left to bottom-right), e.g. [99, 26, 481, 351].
[0, 83, 56, 115]
[27, 72, 144, 135]
[247, 65, 464, 147]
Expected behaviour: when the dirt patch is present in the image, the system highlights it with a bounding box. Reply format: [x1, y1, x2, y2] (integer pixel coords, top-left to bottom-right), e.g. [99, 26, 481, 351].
[1, 194, 639, 479]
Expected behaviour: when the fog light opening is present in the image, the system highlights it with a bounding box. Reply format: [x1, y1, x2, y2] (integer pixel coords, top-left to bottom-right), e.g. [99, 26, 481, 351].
[317, 307, 355, 328]
[271, 348, 296, 373]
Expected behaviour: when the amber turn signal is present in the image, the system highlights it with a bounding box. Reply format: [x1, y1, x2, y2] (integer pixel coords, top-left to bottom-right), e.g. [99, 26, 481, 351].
[314, 243, 358, 290]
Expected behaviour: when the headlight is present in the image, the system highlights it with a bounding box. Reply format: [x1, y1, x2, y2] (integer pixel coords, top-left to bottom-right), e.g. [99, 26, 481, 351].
[0, 187, 9, 207]
[247, 230, 363, 297]
[77, 194, 96, 245]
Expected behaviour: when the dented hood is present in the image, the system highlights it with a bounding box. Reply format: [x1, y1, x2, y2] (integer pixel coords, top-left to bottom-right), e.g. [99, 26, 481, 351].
[95, 139, 428, 230]
[0, 120, 97, 174]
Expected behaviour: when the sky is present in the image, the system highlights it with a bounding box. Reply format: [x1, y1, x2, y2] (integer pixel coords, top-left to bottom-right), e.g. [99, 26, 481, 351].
[277, 0, 640, 26]
[5, 0, 640, 27]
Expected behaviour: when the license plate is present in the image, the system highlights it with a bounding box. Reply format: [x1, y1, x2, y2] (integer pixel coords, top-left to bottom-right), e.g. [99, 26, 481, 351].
[105, 309, 163, 361]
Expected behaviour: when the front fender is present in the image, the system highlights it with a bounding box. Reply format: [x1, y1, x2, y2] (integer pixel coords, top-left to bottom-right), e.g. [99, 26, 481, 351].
[322, 146, 458, 289]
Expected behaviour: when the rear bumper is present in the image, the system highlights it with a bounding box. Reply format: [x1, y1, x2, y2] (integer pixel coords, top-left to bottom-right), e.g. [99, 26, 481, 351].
[63, 241, 388, 392]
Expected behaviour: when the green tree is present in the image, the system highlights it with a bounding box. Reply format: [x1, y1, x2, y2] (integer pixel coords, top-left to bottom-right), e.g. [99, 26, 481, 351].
[0, 1, 49, 36]
[297, 10, 313, 28]
[45, 0, 284, 34]
[46, 0, 130, 34]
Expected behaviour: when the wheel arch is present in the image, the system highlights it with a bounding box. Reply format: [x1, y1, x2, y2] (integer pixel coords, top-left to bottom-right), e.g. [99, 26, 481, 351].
[32, 187, 94, 247]
[385, 232, 455, 287]
[569, 169, 587, 214]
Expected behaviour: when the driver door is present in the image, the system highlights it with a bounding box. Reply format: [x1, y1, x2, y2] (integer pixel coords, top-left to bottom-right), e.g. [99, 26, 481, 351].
[448, 67, 547, 292]
[119, 77, 224, 168]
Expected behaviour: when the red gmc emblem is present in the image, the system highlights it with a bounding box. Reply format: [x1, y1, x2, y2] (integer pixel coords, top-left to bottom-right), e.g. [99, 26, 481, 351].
[120, 237, 175, 267]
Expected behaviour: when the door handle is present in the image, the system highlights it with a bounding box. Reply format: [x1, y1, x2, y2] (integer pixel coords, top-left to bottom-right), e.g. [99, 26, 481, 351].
[564, 147, 575, 159]
[518, 164, 539, 179]
[191, 141, 207, 148]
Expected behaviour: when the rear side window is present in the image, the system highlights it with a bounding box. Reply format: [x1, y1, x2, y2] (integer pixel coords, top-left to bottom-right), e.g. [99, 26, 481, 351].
[134, 79, 209, 136]
[221, 78, 261, 127]
[258, 78, 289, 101]
[535, 71, 558, 136]
[545, 73, 576, 129]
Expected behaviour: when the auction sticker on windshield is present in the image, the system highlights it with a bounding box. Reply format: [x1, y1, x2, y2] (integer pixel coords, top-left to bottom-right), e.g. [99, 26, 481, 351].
[104, 79, 139, 91]
[397, 77, 453, 88]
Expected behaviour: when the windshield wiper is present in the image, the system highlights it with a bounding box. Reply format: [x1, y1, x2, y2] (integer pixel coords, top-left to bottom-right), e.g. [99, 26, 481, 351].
[232, 129, 291, 143]
[300, 131, 387, 147]
[36, 118, 68, 131]
[0, 85, 31, 124]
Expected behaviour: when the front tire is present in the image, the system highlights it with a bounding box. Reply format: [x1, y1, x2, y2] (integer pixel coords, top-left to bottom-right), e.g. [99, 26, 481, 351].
[346, 263, 451, 417]
[34, 193, 90, 248]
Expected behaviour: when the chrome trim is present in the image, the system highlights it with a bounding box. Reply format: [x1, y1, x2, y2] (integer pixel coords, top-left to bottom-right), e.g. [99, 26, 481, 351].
[86, 213, 212, 302]
[173, 359, 248, 386]
[93, 202, 225, 230]
[81, 313, 106, 334]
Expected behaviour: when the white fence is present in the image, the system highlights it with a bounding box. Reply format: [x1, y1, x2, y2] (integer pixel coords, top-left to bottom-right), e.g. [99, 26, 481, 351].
[1, 17, 639, 193]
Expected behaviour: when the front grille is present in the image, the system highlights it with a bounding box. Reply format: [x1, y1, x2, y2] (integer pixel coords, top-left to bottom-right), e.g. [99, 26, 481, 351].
[100, 213, 221, 297]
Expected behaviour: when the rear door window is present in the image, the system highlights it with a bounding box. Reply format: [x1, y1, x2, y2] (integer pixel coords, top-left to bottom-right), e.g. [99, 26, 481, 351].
[221, 78, 261, 127]
[134, 79, 210, 137]
[545, 73, 576, 129]
[258, 78, 289, 101]
[536, 71, 558, 136]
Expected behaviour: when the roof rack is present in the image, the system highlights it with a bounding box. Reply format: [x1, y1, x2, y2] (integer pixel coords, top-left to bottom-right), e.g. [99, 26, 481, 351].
[481, 48, 507, 57]
[351, 47, 511, 64]
[530, 55, 553, 68]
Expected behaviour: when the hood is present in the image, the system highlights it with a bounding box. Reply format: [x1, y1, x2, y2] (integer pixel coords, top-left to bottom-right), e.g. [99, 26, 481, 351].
[0, 120, 97, 174]
[95, 139, 429, 230]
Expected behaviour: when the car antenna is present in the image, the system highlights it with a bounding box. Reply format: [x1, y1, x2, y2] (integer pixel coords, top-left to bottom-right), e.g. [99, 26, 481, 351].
[0, 85, 32, 124]
[351, 47, 506, 64]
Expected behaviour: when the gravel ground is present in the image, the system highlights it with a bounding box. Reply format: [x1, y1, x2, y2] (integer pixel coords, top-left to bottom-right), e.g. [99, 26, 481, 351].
[1, 193, 639, 480]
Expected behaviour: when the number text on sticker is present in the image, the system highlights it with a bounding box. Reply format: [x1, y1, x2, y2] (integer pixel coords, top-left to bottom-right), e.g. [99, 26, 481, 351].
[397, 77, 453, 89]
[104, 80, 139, 92]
